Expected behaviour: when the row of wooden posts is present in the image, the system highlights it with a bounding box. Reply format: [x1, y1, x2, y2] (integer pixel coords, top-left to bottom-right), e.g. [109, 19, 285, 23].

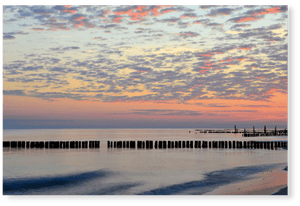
[107, 140, 287, 150]
[3, 140, 287, 150]
[3, 141, 100, 149]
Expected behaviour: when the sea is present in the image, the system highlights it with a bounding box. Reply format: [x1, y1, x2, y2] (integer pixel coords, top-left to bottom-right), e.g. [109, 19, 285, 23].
[3, 128, 288, 195]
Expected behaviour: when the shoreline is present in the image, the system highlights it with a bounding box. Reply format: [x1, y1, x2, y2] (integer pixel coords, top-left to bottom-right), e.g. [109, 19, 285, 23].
[205, 163, 287, 195]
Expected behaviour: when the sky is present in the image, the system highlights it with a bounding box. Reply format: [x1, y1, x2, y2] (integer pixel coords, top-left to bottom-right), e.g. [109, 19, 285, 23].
[2, 5, 288, 129]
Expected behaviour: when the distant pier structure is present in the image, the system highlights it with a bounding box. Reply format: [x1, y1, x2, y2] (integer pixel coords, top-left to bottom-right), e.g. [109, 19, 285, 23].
[194, 125, 287, 137]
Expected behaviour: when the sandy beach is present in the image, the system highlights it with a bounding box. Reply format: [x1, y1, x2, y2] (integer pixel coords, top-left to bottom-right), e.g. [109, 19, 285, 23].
[206, 163, 287, 195]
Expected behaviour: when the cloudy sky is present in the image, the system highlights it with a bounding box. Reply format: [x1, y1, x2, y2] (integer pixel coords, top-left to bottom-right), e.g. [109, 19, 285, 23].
[3, 5, 288, 129]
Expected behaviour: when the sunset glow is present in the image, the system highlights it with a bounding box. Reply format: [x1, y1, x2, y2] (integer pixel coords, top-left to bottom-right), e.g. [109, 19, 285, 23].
[3, 5, 288, 129]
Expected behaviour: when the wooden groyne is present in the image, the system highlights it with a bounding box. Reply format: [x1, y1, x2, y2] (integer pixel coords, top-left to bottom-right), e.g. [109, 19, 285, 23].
[106, 140, 287, 150]
[3, 141, 100, 149]
[3, 140, 288, 150]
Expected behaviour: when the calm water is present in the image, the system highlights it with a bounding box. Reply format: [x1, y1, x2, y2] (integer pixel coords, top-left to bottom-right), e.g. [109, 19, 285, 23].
[3, 129, 288, 195]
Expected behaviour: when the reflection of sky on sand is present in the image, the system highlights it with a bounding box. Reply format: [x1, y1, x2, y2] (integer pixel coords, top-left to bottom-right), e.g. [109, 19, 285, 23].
[3, 160, 286, 195]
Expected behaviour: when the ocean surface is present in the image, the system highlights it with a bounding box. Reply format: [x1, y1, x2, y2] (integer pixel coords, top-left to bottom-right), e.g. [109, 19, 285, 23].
[3, 129, 288, 195]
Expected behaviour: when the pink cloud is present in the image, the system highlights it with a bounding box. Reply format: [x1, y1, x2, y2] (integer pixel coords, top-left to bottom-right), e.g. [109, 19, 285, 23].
[75, 16, 85, 21]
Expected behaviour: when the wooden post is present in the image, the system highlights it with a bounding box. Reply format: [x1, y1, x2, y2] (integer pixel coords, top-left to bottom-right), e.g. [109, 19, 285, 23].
[233, 141, 235, 149]
[186, 141, 189, 148]
[55, 141, 60, 148]
[26, 141, 30, 148]
[150, 141, 153, 149]
[159, 141, 162, 149]
[253, 126, 255, 134]
[209, 141, 211, 148]
[190, 141, 193, 148]
[179, 141, 182, 148]
[155, 141, 158, 149]
[271, 142, 274, 149]
[130, 141, 135, 149]
[225, 141, 228, 148]
[175, 141, 179, 148]
[96, 141, 100, 148]
[168, 141, 171, 148]
[264, 125, 266, 134]
[195, 141, 198, 148]
[66, 141, 69, 148]
[163, 141, 166, 149]
[229, 141, 232, 148]
[182, 141, 185, 148]
[260, 142, 263, 149]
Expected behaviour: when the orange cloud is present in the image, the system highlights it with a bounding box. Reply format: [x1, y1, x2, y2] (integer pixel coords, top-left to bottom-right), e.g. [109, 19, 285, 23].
[237, 17, 262, 23]
[151, 7, 159, 16]
[201, 66, 213, 69]
[237, 47, 252, 50]
[200, 54, 213, 57]
[266, 7, 282, 14]
[113, 17, 122, 23]
[136, 5, 145, 12]
[63, 9, 76, 14]
[74, 22, 84, 28]
[129, 10, 149, 21]
[160, 9, 175, 15]
[158, 5, 174, 8]
[114, 9, 133, 15]
[65, 5, 71, 9]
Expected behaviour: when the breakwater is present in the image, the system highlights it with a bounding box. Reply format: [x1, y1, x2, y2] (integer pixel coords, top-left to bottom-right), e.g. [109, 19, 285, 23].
[2, 141, 100, 149]
[3, 140, 287, 150]
[106, 140, 287, 150]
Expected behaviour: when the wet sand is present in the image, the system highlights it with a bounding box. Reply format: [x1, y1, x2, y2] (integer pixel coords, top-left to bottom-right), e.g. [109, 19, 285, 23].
[206, 163, 287, 195]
